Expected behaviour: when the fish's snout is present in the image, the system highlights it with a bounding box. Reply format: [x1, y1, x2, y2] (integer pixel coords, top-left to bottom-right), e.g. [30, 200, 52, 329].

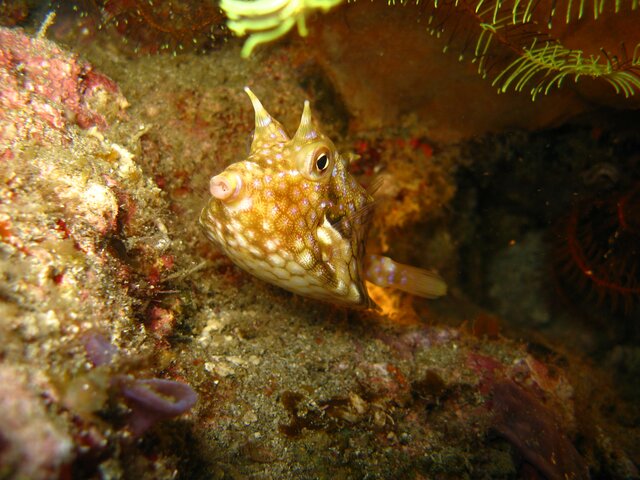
[210, 172, 243, 202]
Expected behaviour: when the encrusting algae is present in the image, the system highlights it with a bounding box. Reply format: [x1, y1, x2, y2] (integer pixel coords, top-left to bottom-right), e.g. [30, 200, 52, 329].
[200, 88, 447, 307]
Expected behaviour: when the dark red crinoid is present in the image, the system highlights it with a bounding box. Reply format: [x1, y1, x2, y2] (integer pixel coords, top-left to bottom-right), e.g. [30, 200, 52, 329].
[553, 184, 640, 315]
[97, 0, 227, 54]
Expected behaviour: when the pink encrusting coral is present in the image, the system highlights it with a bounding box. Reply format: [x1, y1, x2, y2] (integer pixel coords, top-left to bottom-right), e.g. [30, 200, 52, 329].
[0, 27, 125, 148]
[0, 25, 188, 478]
[0, 365, 73, 479]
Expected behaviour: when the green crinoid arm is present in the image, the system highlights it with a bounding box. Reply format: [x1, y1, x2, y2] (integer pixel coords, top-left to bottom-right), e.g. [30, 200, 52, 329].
[492, 40, 640, 99]
[238, 17, 297, 57]
[427, 0, 640, 100]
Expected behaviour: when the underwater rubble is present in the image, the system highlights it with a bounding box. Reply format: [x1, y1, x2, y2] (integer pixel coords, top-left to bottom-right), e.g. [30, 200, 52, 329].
[0, 5, 639, 479]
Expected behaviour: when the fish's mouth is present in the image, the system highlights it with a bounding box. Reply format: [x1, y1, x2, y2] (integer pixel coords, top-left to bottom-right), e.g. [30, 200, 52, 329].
[209, 172, 243, 202]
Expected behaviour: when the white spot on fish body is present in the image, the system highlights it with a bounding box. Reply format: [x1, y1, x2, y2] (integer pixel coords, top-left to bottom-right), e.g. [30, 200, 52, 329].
[288, 276, 310, 287]
[268, 253, 285, 267]
[317, 219, 334, 246]
[293, 238, 305, 252]
[286, 261, 305, 275]
[235, 233, 248, 248]
[298, 250, 314, 269]
[231, 219, 242, 231]
[272, 267, 291, 279]
[227, 196, 253, 212]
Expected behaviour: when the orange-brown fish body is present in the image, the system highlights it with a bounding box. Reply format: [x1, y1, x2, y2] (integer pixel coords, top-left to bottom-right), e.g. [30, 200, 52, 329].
[200, 88, 446, 308]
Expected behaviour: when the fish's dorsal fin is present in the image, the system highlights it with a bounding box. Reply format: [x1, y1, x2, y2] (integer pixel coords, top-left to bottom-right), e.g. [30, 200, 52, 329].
[244, 87, 289, 149]
[293, 100, 319, 142]
[365, 255, 447, 299]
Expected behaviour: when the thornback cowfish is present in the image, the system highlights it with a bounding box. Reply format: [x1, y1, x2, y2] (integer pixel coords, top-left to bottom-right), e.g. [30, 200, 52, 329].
[200, 88, 447, 308]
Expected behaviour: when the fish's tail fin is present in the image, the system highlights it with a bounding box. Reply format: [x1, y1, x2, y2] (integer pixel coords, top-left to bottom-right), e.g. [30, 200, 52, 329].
[365, 255, 447, 299]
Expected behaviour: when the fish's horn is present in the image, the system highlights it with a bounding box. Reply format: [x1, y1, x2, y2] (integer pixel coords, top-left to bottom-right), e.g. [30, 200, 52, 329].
[293, 100, 319, 141]
[244, 87, 289, 148]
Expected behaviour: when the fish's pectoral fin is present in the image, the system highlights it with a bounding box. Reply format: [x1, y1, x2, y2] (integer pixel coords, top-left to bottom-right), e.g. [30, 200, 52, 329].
[330, 200, 376, 240]
[365, 255, 447, 299]
[366, 175, 384, 197]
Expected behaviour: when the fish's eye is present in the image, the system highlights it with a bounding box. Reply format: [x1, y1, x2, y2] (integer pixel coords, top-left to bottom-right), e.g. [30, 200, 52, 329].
[311, 146, 332, 176]
[296, 142, 335, 182]
[315, 152, 329, 172]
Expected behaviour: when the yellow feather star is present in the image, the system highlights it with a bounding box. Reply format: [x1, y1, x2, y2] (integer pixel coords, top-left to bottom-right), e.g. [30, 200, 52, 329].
[220, 0, 343, 57]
